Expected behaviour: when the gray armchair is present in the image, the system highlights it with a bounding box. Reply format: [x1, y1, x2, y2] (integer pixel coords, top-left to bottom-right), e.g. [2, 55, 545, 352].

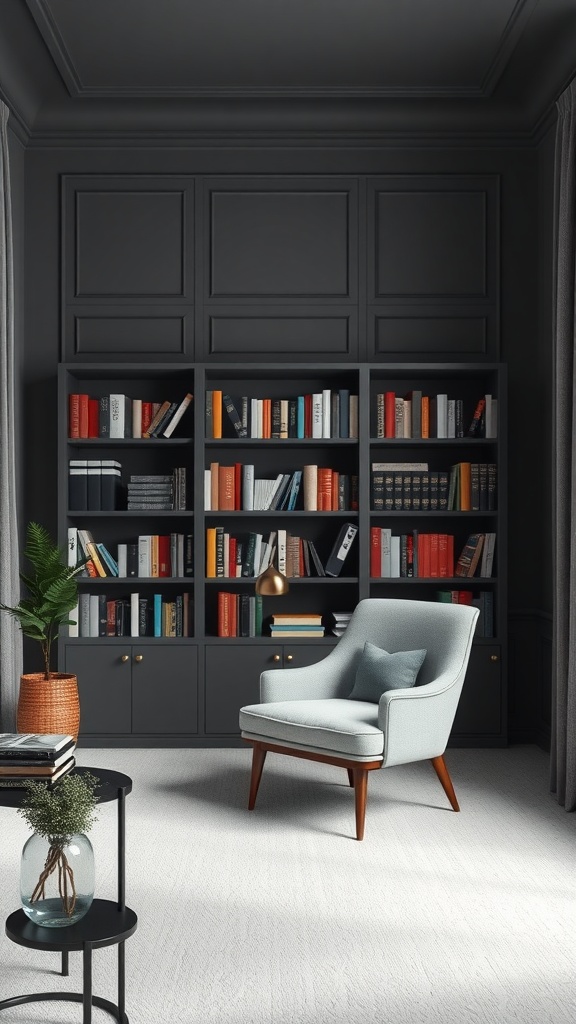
[239, 598, 479, 839]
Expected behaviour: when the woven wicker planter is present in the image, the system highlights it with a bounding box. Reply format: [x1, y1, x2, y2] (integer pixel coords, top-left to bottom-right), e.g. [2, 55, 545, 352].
[17, 673, 80, 742]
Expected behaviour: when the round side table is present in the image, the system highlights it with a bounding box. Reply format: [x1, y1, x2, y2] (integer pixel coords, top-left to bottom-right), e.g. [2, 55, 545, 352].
[0, 900, 137, 1023]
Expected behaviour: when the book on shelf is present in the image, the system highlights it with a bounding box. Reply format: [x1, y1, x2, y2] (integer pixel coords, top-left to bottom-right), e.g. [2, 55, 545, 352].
[324, 522, 358, 577]
[162, 393, 194, 438]
[269, 628, 325, 637]
[471, 590, 494, 637]
[217, 592, 263, 637]
[205, 387, 358, 439]
[271, 613, 323, 625]
[454, 534, 485, 578]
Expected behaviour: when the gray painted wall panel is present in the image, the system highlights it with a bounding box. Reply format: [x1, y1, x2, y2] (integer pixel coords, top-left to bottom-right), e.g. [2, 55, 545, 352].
[206, 310, 353, 358]
[372, 313, 487, 357]
[72, 312, 188, 358]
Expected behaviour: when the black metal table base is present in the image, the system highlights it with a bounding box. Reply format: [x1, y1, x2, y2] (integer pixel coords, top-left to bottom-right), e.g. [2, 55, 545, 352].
[0, 991, 128, 1023]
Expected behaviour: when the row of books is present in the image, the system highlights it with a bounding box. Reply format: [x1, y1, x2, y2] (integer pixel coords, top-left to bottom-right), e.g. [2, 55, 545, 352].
[330, 611, 352, 637]
[0, 733, 76, 786]
[69, 592, 193, 637]
[436, 590, 494, 638]
[374, 392, 497, 439]
[217, 592, 263, 637]
[68, 528, 193, 579]
[206, 389, 359, 440]
[370, 530, 496, 579]
[68, 392, 193, 439]
[371, 462, 497, 512]
[69, 459, 122, 511]
[269, 613, 325, 637]
[126, 470, 187, 511]
[205, 463, 358, 512]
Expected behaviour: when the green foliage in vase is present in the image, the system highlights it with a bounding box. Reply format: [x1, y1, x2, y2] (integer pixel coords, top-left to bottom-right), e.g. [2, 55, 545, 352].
[18, 772, 100, 844]
[0, 521, 83, 679]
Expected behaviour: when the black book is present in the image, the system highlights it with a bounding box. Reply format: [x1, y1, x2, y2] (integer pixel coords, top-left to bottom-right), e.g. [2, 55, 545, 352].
[127, 543, 139, 577]
[239, 593, 250, 637]
[325, 523, 358, 577]
[101, 461, 122, 511]
[271, 399, 281, 439]
[288, 399, 298, 438]
[371, 469, 385, 511]
[98, 593, 107, 637]
[150, 401, 178, 438]
[99, 396, 110, 438]
[69, 461, 88, 511]
[139, 597, 150, 637]
[487, 464, 497, 510]
[307, 539, 325, 576]
[223, 394, 248, 438]
[184, 533, 194, 576]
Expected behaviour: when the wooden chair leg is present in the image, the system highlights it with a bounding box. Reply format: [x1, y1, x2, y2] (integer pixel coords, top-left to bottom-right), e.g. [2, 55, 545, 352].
[248, 743, 267, 810]
[346, 768, 354, 788]
[431, 754, 460, 811]
[353, 768, 369, 840]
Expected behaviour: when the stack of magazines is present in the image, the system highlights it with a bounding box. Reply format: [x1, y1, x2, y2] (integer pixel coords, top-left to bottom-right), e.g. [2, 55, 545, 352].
[0, 734, 76, 786]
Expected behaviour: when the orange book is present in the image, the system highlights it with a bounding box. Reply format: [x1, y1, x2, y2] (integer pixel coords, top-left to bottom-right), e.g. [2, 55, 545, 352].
[421, 396, 430, 438]
[212, 390, 223, 439]
[69, 394, 81, 438]
[206, 528, 217, 578]
[459, 462, 471, 511]
[218, 466, 235, 510]
[150, 534, 159, 577]
[263, 398, 272, 439]
[317, 467, 332, 510]
[228, 537, 237, 579]
[217, 591, 230, 637]
[229, 593, 238, 637]
[210, 462, 219, 511]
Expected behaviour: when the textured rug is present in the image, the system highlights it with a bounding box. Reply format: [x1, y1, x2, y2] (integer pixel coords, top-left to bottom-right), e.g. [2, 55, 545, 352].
[0, 746, 574, 1024]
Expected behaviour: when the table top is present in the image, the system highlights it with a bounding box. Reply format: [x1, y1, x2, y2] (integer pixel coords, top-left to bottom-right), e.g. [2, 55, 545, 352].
[0, 766, 132, 808]
[5, 899, 137, 952]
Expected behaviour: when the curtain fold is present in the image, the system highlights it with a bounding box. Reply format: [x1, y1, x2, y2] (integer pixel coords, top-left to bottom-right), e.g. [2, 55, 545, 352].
[0, 100, 22, 730]
[551, 80, 576, 810]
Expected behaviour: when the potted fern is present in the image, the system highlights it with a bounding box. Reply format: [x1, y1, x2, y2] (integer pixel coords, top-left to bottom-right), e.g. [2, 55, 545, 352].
[0, 521, 83, 740]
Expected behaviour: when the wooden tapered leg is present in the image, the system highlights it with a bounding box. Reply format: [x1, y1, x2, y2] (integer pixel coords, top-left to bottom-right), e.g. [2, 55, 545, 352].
[248, 743, 267, 810]
[353, 768, 369, 840]
[431, 754, 460, 811]
[346, 768, 354, 788]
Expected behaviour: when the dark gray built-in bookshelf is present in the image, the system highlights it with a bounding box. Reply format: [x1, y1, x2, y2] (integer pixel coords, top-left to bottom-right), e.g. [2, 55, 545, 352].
[58, 361, 506, 748]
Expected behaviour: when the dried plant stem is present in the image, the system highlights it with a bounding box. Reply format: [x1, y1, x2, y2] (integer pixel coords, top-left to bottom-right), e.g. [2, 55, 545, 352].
[30, 843, 77, 916]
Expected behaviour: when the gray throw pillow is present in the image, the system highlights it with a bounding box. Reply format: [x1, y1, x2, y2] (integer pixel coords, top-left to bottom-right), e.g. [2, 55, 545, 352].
[347, 642, 427, 702]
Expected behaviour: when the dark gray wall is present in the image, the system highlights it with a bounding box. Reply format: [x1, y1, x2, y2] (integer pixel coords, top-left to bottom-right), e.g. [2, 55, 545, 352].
[21, 140, 545, 739]
[8, 125, 24, 520]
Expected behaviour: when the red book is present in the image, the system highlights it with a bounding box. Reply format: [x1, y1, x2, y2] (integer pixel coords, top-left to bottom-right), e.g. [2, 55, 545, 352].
[438, 534, 449, 577]
[457, 591, 474, 605]
[421, 396, 430, 438]
[88, 398, 99, 438]
[406, 533, 414, 576]
[79, 394, 89, 438]
[69, 394, 81, 438]
[430, 533, 439, 577]
[370, 527, 381, 578]
[141, 402, 153, 436]
[158, 535, 171, 577]
[229, 537, 237, 578]
[234, 463, 242, 510]
[106, 600, 116, 637]
[229, 594, 238, 637]
[447, 534, 454, 577]
[418, 533, 431, 578]
[385, 391, 396, 438]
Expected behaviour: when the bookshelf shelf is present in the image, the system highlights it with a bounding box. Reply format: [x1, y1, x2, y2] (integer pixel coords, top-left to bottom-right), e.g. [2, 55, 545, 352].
[58, 360, 506, 747]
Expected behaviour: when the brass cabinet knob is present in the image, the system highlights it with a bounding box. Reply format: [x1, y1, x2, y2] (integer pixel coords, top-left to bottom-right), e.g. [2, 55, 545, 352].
[490, 654, 499, 662]
[286, 654, 293, 662]
[120, 654, 129, 663]
[134, 654, 143, 663]
[273, 654, 281, 662]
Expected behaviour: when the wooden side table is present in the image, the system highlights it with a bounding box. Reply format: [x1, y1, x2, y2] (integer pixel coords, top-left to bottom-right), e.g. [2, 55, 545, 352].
[0, 767, 137, 1022]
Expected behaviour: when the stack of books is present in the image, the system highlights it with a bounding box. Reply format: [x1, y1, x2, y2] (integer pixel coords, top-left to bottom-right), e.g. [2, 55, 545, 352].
[127, 468, 187, 510]
[330, 611, 353, 637]
[269, 613, 325, 638]
[0, 734, 76, 786]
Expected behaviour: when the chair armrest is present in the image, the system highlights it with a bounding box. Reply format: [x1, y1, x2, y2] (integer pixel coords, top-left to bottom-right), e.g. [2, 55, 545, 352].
[377, 672, 464, 767]
[260, 649, 347, 702]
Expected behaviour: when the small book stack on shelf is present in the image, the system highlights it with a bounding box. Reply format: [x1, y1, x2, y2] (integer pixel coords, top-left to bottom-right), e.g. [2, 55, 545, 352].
[269, 613, 325, 638]
[0, 734, 76, 787]
[127, 469, 187, 510]
[330, 611, 353, 637]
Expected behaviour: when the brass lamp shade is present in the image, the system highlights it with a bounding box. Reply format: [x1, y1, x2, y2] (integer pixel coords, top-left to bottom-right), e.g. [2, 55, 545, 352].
[255, 565, 290, 596]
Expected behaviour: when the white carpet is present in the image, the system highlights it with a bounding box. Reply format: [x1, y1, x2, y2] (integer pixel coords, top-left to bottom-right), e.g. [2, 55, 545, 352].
[0, 746, 574, 1024]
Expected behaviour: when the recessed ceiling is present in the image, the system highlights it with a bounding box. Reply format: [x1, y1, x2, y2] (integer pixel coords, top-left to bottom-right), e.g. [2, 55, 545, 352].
[0, 0, 574, 138]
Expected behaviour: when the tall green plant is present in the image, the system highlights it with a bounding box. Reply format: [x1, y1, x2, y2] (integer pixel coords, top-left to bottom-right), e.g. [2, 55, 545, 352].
[0, 521, 82, 680]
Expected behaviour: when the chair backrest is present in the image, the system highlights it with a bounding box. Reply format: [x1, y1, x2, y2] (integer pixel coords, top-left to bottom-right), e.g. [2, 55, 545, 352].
[322, 598, 479, 697]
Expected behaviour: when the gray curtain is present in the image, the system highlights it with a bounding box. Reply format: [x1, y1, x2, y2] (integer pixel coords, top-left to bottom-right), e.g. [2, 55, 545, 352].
[0, 100, 22, 730]
[552, 80, 576, 810]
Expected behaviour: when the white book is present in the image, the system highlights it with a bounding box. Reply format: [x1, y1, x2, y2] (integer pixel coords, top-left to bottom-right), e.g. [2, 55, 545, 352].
[394, 397, 404, 438]
[403, 399, 412, 438]
[303, 464, 318, 511]
[117, 543, 127, 578]
[322, 389, 331, 438]
[223, 533, 230, 577]
[372, 462, 428, 471]
[279, 399, 289, 439]
[204, 469, 211, 511]
[130, 593, 139, 638]
[390, 536, 401, 578]
[256, 399, 263, 439]
[109, 394, 126, 439]
[89, 594, 99, 637]
[67, 527, 78, 568]
[68, 601, 79, 638]
[266, 474, 286, 510]
[436, 394, 448, 438]
[253, 534, 263, 579]
[480, 532, 496, 577]
[79, 593, 91, 637]
[259, 531, 277, 574]
[381, 528, 392, 578]
[163, 392, 193, 438]
[138, 535, 151, 577]
[242, 464, 255, 511]
[132, 398, 142, 438]
[250, 398, 259, 438]
[277, 529, 287, 575]
[312, 394, 323, 438]
[447, 399, 456, 438]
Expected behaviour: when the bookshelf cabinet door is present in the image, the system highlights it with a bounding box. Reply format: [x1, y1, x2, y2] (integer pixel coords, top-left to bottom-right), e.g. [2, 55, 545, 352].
[281, 643, 337, 669]
[205, 645, 283, 735]
[64, 645, 132, 735]
[132, 644, 198, 734]
[451, 645, 503, 741]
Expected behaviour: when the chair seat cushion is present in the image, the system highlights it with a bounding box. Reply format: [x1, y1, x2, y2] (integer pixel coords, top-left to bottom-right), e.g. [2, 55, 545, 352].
[239, 699, 384, 758]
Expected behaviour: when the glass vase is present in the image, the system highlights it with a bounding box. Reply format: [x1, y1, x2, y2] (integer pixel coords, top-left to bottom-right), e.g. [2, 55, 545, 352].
[21, 832, 94, 927]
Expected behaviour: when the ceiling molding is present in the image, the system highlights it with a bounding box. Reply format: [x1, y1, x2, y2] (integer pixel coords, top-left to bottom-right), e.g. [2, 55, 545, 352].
[480, 0, 539, 95]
